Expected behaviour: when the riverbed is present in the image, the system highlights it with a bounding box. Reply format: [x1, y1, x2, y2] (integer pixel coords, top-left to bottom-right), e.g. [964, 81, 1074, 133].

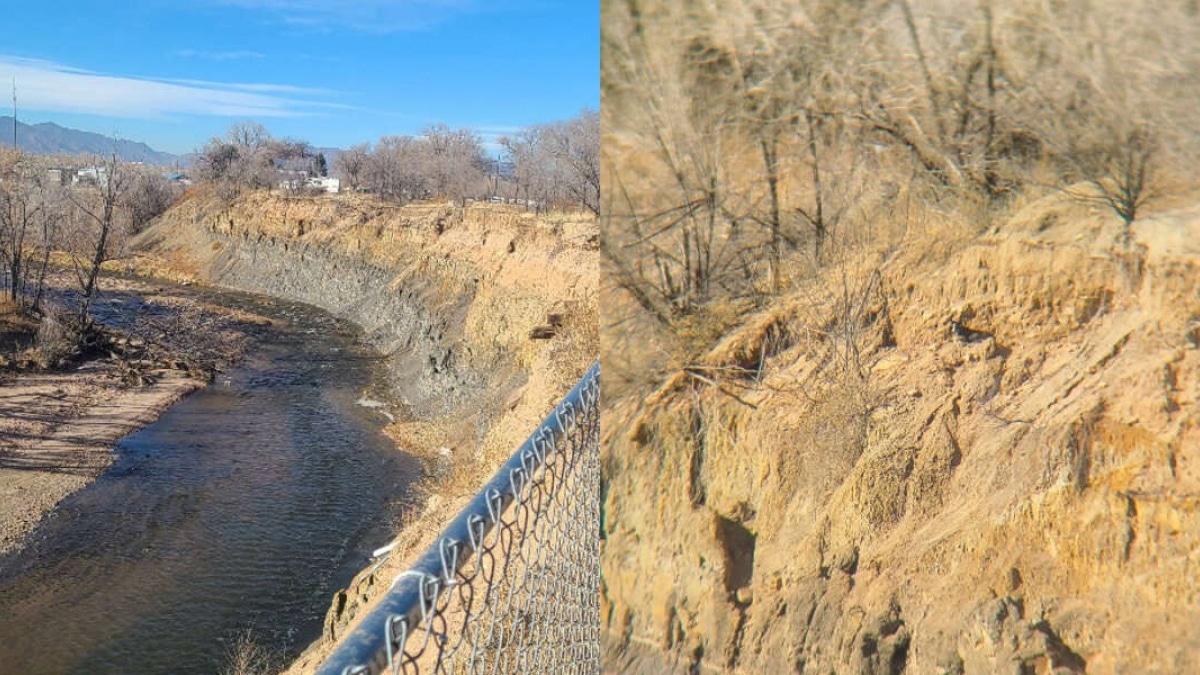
[0, 284, 420, 674]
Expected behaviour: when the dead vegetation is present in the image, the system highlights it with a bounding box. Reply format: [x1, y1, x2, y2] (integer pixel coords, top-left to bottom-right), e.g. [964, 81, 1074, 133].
[602, 0, 1200, 397]
[220, 631, 285, 675]
[0, 276, 254, 388]
[602, 1, 1200, 673]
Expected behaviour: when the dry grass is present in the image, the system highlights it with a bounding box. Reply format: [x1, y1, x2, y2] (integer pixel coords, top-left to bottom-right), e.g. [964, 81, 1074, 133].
[0, 298, 38, 356]
[601, 0, 1200, 671]
[220, 631, 284, 675]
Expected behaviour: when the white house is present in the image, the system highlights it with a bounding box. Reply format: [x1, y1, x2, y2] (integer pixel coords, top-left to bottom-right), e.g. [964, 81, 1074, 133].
[305, 176, 341, 194]
[74, 166, 108, 185]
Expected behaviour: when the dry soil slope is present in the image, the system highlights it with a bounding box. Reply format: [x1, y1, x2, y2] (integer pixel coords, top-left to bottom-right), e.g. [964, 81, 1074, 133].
[602, 196, 1200, 674]
[134, 191, 598, 668]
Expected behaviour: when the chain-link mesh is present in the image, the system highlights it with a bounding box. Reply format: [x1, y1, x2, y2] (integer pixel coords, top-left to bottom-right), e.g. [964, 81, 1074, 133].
[317, 361, 600, 675]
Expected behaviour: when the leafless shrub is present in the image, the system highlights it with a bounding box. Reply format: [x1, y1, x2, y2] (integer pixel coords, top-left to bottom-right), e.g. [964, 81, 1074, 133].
[62, 153, 132, 321]
[0, 150, 64, 311]
[1009, 1, 1197, 228]
[125, 168, 184, 234]
[33, 303, 79, 367]
[219, 630, 283, 675]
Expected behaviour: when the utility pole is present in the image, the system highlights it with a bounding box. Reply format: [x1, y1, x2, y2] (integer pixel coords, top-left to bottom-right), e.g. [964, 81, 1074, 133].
[11, 78, 17, 150]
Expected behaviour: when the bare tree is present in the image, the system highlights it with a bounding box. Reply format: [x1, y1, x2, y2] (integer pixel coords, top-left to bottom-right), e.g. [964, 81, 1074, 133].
[367, 135, 427, 202]
[334, 143, 370, 190]
[0, 151, 64, 311]
[227, 120, 270, 149]
[542, 109, 600, 215]
[421, 125, 487, 206]
[500, 110, 601, 214]
[0, 157, 44, 304]
[499, 128, 543, 206]
[195, 139, 240, 185]
[67, 153, 129, 320]
[196, 122, 284, 196]
[124, 168, 183, 234]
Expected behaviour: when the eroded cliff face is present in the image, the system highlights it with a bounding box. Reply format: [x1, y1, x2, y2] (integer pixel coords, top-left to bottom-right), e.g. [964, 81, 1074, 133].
[138, 191, 596, 469]
[601, 196, 1200, 674]
[134, 192, 597, 668]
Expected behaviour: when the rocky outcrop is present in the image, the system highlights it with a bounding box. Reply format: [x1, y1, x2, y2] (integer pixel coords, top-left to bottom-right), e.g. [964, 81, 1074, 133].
[202, 232, 483, 415]
[602, 197, 1200, 673]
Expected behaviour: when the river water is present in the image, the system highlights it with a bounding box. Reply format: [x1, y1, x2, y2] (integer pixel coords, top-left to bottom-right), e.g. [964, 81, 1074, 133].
[0, 285, 420, 674]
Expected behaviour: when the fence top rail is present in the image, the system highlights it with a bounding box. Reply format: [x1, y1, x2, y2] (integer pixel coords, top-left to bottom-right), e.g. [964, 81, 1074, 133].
[315, 360, 600, 675]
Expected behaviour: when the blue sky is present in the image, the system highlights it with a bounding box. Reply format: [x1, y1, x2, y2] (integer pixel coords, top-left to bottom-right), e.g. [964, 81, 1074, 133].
[0, 1, 598, 155]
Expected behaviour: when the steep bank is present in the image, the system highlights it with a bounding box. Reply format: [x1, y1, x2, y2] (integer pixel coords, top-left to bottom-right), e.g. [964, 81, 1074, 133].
[136, 192, 596, 469]
[133, 191, 598, 666]
[602, 196, 1200, 674]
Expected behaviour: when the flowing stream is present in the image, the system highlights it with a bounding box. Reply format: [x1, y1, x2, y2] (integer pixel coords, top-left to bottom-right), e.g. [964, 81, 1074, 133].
[0, 284, 419, 674]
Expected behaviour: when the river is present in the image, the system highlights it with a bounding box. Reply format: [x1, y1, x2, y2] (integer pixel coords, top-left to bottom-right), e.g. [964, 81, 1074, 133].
[0, 284, 420, 674]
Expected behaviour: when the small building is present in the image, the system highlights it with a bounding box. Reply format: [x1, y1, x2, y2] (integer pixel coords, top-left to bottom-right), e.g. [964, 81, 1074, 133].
[74, 166, 108, 186]
[46, 167, 73, 186]
[305, 176, 341, 194]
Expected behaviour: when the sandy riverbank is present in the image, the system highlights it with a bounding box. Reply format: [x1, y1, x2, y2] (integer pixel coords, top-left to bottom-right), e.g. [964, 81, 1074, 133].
[0, 274, 275, 558]
[0, 364, 204, 556]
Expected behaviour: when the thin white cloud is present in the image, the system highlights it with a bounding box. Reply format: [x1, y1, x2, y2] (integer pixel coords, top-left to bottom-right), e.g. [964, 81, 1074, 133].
[164, 77, 338, 96]
[0, 55, 335, 119]
[211, 0, 491, 33]
[474, 125, 523, 137]
[176, 49, 266, 61]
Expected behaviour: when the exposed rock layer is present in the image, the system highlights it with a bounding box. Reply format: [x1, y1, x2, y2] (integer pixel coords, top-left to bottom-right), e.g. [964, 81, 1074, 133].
[138, 193, 597, 423]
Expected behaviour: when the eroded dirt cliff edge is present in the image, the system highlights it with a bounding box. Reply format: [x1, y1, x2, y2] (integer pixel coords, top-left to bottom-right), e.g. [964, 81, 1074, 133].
[133, 191, 597, 667]
[138, 191, 596, 463]
[602, 196, 1200, 674]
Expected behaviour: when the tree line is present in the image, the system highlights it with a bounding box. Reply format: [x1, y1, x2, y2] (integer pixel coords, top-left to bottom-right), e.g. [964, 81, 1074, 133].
[335, 109, 599, 214]
[0, 107, 599, 367]
[196, 121, 321, 198]
[197, 110, 599, 214]
[0, 107, 599, 317]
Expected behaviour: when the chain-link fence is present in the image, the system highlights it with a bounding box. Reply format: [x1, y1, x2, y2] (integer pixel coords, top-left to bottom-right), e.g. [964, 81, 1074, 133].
[317, 361, 600, 675]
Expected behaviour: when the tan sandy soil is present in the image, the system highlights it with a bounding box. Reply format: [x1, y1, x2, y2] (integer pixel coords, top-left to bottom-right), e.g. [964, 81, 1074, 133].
[601, 195, 1200, 673]
[0, 364, 203, 556]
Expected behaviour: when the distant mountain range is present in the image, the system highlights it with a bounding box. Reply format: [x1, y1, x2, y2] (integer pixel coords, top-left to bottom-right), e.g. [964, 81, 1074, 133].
[0, 116, 348, 172]
[0, 116, 181, 165]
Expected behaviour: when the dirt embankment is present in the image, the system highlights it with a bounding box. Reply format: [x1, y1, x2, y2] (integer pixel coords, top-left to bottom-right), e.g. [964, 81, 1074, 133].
[133, 191, 599, 669]
[602, 196, 1200, 674]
